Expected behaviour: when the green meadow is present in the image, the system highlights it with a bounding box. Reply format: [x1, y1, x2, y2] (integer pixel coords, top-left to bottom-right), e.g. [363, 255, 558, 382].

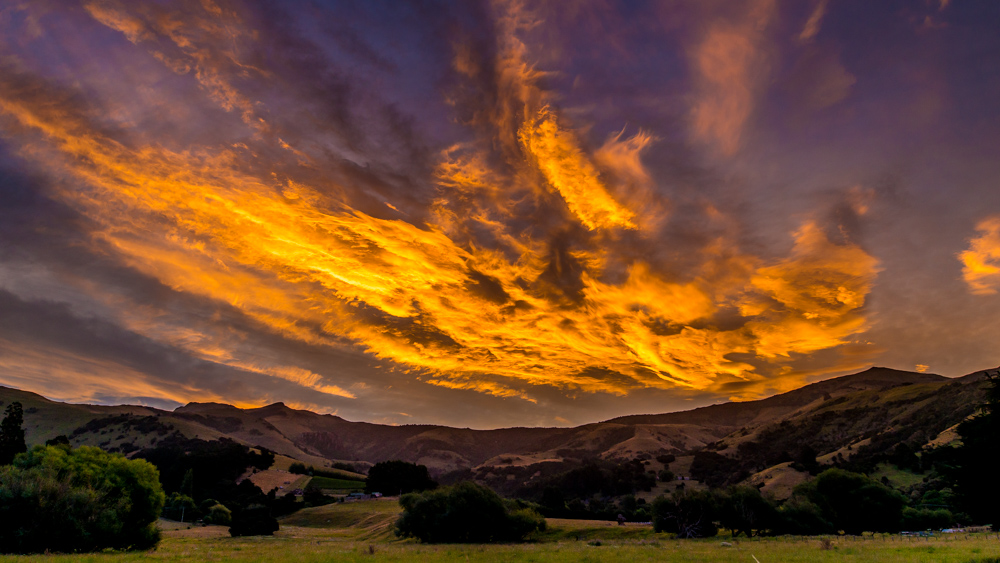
[2, 501, 999, 563]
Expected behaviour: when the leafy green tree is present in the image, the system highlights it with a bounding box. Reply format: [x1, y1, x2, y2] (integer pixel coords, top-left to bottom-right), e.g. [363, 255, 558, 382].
[651, 489, 719, 538]
[366, 460, 437, 495]
[793, 468, 906, 534]
[396, 481, 545, 543]
[0, 402, 26, 465]
[0, 445, 164, 553]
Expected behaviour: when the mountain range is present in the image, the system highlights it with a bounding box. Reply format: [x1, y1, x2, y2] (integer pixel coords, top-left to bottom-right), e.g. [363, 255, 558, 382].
[2, 366, 991, 494]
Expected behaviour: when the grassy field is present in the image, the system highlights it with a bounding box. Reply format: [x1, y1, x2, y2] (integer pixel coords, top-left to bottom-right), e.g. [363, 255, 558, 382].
[2, 502, 999, 562]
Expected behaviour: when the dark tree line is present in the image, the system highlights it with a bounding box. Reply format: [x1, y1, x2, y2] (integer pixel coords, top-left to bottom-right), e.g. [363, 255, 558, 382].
[134, 436, 281, 536]
[652, 468, 910, 538]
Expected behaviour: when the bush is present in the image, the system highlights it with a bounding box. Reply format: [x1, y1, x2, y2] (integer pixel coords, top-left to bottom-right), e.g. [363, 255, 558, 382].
[658, 469, 675, 482]
[204, 503, 232, 526]
[0, 445, 164, 553]
[396, 481, 545, 543]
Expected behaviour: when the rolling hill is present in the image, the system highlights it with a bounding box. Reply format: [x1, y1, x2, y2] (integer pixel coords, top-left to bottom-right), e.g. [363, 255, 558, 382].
[1, 366, 991, 489]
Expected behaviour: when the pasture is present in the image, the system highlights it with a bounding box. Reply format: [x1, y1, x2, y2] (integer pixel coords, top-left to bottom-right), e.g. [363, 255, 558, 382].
[2, 501, 998, 562]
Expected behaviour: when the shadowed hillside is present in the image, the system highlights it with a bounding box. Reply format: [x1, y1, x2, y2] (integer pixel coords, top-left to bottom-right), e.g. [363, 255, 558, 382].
[1, 367, 991, 486]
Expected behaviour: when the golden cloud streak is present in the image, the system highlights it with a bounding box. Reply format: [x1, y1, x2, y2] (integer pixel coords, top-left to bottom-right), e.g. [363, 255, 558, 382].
[519, 107, 637, 231]
[960, 216, 1000, 295]
[0, 0, 882, 404]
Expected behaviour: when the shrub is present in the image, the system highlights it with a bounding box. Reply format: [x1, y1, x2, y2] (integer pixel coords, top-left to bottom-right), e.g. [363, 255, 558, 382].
[0, 445, 164, 553]
[396, 481, 545, 543]
[658, 469, 675, 482]
[204, 503, 233, 526]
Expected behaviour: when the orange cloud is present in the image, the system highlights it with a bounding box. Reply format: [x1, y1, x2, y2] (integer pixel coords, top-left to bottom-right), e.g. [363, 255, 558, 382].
[690, 0, 775, 156]
[959, 216, 1000, 295]
[519, 107, 638, 231]
[0, 0, 882, 407]
[798, 0, 828, 43]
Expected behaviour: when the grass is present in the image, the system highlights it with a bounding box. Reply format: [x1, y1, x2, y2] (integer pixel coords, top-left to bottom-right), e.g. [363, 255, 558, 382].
[870, 462, 927, 489]
[2, 503, 999, 562]
[307, 476, 365, 490]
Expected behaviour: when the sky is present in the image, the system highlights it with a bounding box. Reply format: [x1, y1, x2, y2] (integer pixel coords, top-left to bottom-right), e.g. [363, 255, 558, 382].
[0, 0, 998, 429]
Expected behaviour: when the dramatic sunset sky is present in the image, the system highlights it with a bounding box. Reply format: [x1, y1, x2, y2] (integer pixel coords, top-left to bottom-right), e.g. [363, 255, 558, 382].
[0, 0, 998, 428]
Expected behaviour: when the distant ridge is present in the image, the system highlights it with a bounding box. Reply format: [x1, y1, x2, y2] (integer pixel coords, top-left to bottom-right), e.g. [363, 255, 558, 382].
[604, 367, 946, 427]
[0, 366, 991, 484]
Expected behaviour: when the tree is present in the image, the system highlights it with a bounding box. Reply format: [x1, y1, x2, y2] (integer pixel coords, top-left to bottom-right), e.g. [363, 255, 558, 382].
[652, 489, 719, 538]
[0, 444, 164, 553]
[948, 369, 999, 529]
[163, 492, 199, 522]
[776, 496, 834, 535]
[228, 479, 278, 536]
[793, 468, 906, 535]
[396, 481, 545, 543]
[0, 402, 26, 465]
[229, 504, 279, 536]
[717, 486, 778, 538]
[134, 436, 273, 507]
[901, 507, 953, 531]
[539, 486, 567, 517]
[366, 460, 437, 495]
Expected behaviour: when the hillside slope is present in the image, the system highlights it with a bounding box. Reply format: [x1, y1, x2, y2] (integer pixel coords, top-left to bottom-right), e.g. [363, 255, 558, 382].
[1, 366, 991, 479]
